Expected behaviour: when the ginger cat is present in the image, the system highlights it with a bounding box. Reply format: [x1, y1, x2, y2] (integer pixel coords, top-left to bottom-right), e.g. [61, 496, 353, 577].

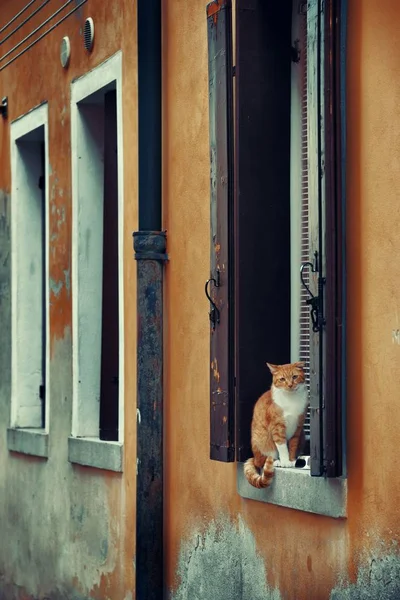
[244, 362, 308, 488]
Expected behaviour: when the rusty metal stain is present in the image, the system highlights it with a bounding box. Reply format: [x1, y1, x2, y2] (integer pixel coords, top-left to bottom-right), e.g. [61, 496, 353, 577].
[207, 0, 229, 25]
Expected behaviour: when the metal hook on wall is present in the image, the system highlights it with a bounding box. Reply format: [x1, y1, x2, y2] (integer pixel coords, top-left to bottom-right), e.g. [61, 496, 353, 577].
[300, 251, 322, 333]
[205, 270, 220, 330]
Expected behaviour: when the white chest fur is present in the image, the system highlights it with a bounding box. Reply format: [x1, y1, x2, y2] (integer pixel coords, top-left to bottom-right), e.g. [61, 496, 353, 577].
[272, 384, 308, 440]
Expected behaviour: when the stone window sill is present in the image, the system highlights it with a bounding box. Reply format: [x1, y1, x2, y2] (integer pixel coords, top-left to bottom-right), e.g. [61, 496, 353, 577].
[7, 428, 49, 458]
[237, 463, 347, 518]
[68, 437, 123, 473]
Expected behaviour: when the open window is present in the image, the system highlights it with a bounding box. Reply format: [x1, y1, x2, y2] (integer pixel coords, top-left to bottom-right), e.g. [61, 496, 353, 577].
[206, 0, 345, 480]
[10, 104, 49, 433]
[70, 53, 124, 472]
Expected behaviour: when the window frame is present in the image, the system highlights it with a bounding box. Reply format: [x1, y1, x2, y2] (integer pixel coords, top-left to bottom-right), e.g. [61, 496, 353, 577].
[69, 52, 124, 472]
[207, 0, 347, 507]
[8, 102, 50, 457]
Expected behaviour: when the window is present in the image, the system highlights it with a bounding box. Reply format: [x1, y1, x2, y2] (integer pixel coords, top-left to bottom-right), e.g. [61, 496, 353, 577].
[69, 53, 124, 472]
[10, 103, 49, 434]
[206, 0, 346, 495]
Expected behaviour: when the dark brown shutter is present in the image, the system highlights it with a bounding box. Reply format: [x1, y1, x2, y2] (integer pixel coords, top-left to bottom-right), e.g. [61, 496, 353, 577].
[207, 0, 235, 462]
[307, 0, 344, 477]
[235, 1, 292, 462]
[322, 0, 344, 478]
[306, 0, 324, 476]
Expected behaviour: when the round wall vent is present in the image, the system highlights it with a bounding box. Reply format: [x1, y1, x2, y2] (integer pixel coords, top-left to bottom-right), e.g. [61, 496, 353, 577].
[84, 17, 95, 52]
[60, 36, 71, 68]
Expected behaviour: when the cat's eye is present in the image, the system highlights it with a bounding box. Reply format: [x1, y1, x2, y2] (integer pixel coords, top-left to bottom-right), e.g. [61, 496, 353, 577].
[293, 375, 298, 380]
[279, 377, 285, 382]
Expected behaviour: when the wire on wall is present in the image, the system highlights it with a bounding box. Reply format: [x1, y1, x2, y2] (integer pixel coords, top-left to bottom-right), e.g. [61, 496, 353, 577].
[0, 0, 40, 35]
[0, 0, 88, 73]
[0, 1, 51, 46]
[0, 0, 86, 65]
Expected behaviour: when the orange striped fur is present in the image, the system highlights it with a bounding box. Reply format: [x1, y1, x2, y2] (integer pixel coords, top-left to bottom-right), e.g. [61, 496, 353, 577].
[244, 362, 308, 489]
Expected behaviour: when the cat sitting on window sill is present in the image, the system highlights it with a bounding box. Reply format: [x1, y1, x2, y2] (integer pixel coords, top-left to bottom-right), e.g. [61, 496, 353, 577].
[244, 362, 309, 488]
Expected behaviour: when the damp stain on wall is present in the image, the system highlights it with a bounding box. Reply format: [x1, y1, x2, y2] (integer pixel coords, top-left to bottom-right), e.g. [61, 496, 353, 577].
[331, 548, 400, 600]
[170, 516, 282, 600]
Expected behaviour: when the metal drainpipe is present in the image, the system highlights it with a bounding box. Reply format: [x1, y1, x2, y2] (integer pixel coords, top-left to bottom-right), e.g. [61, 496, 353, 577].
[133, 1, 167, 599]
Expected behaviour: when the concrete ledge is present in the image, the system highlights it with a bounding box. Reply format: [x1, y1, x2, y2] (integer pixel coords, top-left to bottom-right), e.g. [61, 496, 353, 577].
[237, 463, 347, 518]
[7, 428, 49, 458]
[68, 437, 123, 472]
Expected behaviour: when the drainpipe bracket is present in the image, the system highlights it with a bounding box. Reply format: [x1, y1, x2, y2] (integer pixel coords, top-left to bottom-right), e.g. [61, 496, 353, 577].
[133, 230, 168, 262]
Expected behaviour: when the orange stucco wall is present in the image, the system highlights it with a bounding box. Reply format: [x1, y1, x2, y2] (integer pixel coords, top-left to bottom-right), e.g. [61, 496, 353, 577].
[164, 0, 400, 598]
[0, 2, 137, 599]
[1, 0, 400, 598]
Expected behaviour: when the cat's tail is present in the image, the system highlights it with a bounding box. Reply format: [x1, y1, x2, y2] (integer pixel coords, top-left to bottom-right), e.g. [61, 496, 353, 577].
[243, 457, 274, 489]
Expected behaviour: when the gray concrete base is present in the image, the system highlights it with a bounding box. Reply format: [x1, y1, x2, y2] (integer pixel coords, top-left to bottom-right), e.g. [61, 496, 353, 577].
[7, 428, 49, 458]
[68, 436, 123, 472]
[237, 462, 347, 518]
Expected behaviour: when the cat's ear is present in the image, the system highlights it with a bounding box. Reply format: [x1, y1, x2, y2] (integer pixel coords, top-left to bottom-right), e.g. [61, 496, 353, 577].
[266, 363, 278, 374]
[294, 361, 305, 370]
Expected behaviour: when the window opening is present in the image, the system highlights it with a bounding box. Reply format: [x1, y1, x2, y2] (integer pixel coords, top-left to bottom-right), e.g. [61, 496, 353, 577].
[209, 0, 344, 476]
[72, 69, 122, 443]
[11, 112, 48, 430]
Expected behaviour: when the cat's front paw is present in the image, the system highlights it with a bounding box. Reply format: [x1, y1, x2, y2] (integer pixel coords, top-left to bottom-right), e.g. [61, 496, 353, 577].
[274, 459, 296, 468]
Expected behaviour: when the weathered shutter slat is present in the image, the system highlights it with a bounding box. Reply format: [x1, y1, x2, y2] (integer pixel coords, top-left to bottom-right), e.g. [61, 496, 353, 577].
[235, 1, 292, 462]
[207, 0, 235, 462]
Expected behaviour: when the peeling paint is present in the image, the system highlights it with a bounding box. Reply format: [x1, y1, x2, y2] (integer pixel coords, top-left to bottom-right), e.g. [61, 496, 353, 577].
[331, 550, 400, 600]
[49, 278, 64, 297]
[56, 206, 66, 228]
[64, 268, 71, 296]
[170, 516, 281, 600]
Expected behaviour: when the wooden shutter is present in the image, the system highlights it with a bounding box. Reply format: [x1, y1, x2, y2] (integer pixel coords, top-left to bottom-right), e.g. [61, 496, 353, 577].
[306, 0, 324, 476]
[322, 0, 345, 478]
[235, 1, 292, 462]
[207, 0, 235, 462]
[306, 0, 344, 477]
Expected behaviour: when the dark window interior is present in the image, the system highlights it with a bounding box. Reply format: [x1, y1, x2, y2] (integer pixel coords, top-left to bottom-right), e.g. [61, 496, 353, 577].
[99, 89, 119, 442]
[235, 1, 293, 462]
[39, 140, 46, 429]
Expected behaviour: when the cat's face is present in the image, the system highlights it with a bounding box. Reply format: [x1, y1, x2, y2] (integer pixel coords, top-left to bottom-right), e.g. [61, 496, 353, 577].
[266, 362, 305, 392]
